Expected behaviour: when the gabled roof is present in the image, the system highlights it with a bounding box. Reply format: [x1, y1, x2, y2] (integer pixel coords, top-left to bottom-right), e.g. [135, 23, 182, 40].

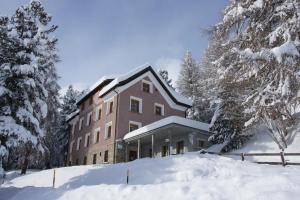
[76, 75, 115, 105]
[99, 64, 192, 107]
[124, 116, 211, 141]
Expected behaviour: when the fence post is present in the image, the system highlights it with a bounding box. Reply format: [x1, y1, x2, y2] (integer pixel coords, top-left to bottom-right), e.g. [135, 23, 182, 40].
[241, 153, 245, 161]
[126, 169, 129, 184]
[280, 151, 286, 167]
[53, 169, 56, 188]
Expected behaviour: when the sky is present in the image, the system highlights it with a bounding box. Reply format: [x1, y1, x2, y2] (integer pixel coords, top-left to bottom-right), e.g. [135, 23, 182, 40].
[0, 0, 228, 94]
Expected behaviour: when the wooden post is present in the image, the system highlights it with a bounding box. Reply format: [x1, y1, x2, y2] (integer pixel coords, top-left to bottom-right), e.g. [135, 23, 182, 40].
[137, 139, 140, 159]
[52, 169, 56, 188]
[151, 135, 154, 158]
[241, 153, 245, 161]
[126, 169, 129, 184]
[280, 151, 286, 167]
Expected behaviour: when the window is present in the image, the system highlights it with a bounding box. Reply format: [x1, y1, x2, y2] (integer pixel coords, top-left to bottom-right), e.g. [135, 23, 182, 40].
[80, 103, 85, 111]
[130, 96, 142, 113]
[75, 159, 79, 165]
[69, 140, 75, 153]
[96, 105, 102, 120]
[142, 80, 153, 93]
[129, 121, 142, 132]
[154, 103, 164, 116]
[89, 96, 93, 105]
[85, 133, 90, 147]
[94, 128, 100, 143]
[93, 154, 97, 164]
[71, 123, 75, 135]
[104, 150, 109, 163]
[198, 140, 205, 148]
[79, 117, 84, 130]
[76, 137, 82, 150]
[106, 99, 114, 115]
[83, 156, 87, 165]
[105, 122, 112, 139]
[87, 112, 92, 126]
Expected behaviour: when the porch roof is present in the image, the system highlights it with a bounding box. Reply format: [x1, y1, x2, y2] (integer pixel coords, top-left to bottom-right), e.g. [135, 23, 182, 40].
[123, 116, 211, 142]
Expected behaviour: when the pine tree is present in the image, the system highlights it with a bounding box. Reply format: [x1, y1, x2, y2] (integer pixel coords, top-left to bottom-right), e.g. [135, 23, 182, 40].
[57, 85, 82, 165]
[158, 69, 174, 89]
[0, 1, 59, 173]
[208, 0, 300, 150]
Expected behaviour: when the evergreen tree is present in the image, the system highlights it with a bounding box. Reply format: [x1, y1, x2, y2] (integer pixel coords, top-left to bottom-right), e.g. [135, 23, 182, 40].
[208, 0, 300, 150]
[0, 1, 59, 173]
[158, 69, 174, 89]
[57, 85, 82, 165]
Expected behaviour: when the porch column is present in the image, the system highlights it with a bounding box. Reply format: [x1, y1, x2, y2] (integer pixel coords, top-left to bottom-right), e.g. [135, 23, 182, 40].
[151, 134, 154, 158]
[125, 142, 128, 162]
[137, 139, 141, 159]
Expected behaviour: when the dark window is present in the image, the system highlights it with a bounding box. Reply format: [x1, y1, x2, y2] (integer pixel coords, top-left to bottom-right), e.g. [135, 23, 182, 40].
[104, 150, 109, 163]
[80, 103, 85, 111]
[129, 123, 139, 132]
[88, 114, 92, 126]
[130, 99, 140, 113]
[78, 139, 81, 150]
[176, 141, 184, 154]
[68, 161, 72, 166]
[86, 135, 90, 147]
[93, 154, 97, 164]
[155, 105, 162, 116]
[198, 140, 205, 148]
[107, 126, 112, 138]
[99, 152, 102, 157]
[75, 159, 79, 165]
[162, 145, 169, 157]
[83, 156, 87, 165]
[98, 108, 102, 120]
[89, 97, 93, 105]
[109, 101, 113, 113]
[142, 82, 150, 93]
[96, 131, 100, 143]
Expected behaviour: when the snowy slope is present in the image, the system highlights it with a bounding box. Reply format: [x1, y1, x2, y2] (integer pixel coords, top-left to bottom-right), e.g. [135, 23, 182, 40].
[1, 153, 300, 200]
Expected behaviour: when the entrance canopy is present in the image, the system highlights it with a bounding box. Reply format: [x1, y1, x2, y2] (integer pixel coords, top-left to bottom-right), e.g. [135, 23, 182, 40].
[123, 116, 211, 142]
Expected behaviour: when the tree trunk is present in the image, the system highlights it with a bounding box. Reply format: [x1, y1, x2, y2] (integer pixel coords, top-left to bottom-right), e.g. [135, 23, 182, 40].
[21, 156, 28, 175]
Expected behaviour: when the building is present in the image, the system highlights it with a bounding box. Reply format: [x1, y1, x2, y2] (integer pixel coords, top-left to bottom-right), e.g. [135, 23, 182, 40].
[67, 64, 211, 165]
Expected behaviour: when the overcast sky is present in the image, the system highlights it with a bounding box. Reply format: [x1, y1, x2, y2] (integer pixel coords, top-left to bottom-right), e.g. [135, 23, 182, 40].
[1, 0, 228, 93]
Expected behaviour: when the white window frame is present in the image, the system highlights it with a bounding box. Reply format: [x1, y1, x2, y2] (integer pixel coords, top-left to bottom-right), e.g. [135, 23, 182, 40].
[129, 121, 142, 132]
[71, 123, 75, 135]
[105, 98, 114, 115]
[129, 96, 143, 114]
[87, 112, 93, 126]
[79, 117, 84, 130]
[95, 105, 102, 121]
[70, 140, 75, 153]
[104, 121, 113, 139]
[76, 137, 82, 150]
[84, 133, 91, 147]
[154, 103, 165, 116]
[94, 127, 101, 144]
[141, 79, 153, 93]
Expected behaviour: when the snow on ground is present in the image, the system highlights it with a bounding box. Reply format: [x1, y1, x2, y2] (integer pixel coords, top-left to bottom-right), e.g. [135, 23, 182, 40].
[1, 153, 300, 200]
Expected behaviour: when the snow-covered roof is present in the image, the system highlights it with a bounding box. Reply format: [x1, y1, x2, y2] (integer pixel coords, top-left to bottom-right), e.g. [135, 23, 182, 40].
[66, 110, 79, 122]
[99, 64, 192, 107]
[76, 75, 115, 105]
[124, 116, 211, 141]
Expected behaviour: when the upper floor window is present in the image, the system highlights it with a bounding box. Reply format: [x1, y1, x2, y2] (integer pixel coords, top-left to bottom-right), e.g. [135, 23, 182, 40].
[89, 96, 93, 105]
[80, 103, 85, 111]
[106, 99, 114, 115]
[87, 112, 92, 126]
[154, 103, 164, 116]
[79, 117, 84, 130]
[71, 123, 76, 135]
[130, 96, 142, 113]
[129, 121, 142, 132]
[76, 137, 82, 150]
[142, 80, 153, 93]
[94, 128, 100, 144]
[96, 105, 102, 120]
[85, 133, 90, 147]
[69, 140, 75, 153]
[105, 122, 112, 139]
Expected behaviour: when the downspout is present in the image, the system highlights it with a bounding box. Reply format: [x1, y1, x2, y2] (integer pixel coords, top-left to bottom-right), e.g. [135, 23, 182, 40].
[113, 89, 119, 164]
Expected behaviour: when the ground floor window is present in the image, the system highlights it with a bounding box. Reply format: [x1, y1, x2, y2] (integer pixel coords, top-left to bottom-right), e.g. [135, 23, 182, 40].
[68, 161, 72, 166]
[104, 150, 109, 163]
[162, 145, 169, 157]
[176, 141, 184, 154]
[93, 154, 97, 164]
[75, 159, 79, 165]
[198, 140, 205, 148]
[129, 150, 137, 161]
[83, 156, 87, 165]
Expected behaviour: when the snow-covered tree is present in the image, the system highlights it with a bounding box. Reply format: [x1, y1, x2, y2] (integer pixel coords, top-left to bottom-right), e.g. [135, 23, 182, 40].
[159, 69, 174, 89]
[57, 85, 82, 165]
[209, 0, 300, 150]
[0, 1, 59, 173]
[176, 51, 212, 123]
